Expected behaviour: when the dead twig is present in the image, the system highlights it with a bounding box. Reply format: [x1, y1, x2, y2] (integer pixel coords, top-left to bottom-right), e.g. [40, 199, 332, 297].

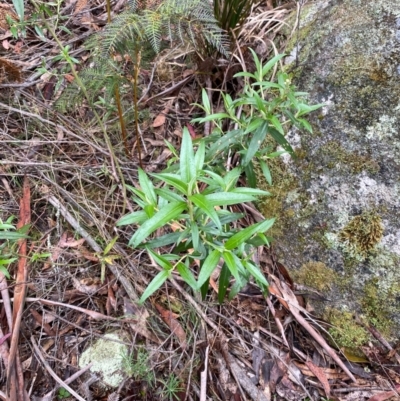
[36, 361, 94, 401]
[199, 345, 209, 401]
[30, 336, 87, 401]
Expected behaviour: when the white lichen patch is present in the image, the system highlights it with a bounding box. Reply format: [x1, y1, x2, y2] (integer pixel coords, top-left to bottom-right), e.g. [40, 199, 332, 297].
[79, 332, 129, 388]
[366, 115, 397, 140]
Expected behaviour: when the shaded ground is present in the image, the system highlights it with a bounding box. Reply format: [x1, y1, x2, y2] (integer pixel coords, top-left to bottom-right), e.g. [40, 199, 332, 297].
[0, 0, 399, 400]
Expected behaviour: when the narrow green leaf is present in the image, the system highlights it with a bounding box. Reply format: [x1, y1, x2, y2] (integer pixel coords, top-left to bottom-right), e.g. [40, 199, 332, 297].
[244, 121, 269, 165]
[243, 117, 264, 135]
[260, 159, 272, 186]
[0, 258, 16, 266]
[147, 248, 173, 270]
[218, 264, 231, 304]
[103, 236, 118, 255]
[180, 127, 195, 185]
[296, 118, 313, 133]
[243, 260, 269, 289]
[129, 201, 186, 248]
[138, 168, 157, 206]
[151, 173, 188, 194]
[244, 161, 257, 188]
[0, 266, 10, 279]
[230, 187, 270, 196]
[155, 188, 185, 202]
[191, 222, 199, 250]
[116, 210, 147, 226]
[201, 88, 211, 114]
[296, 103, 325, 117]
[144, 232, 182, 248]
[0, 224, 16, 230]
[233, 71, 257, 79]
[269, 115, 285, 136]
[225, 218, 275, 250]
[189, 194, 221, 230]
[205, 129, 245, 161]
[229, 279, 245, 300]
[194, 113, 230, 122]
[176, 262, 197, 290]
[268, 127, 294, 155]
[205, 192, 257, 207]
[261, 54, 285, 78]
[12, 0, 24, 21]
[197, 250, 221, 289]
[246, 233, 270, 247]
[0, 232, 28, 240]
[249, 48, 262, 78]
[194, 140, 205, 172]
[252, 82, 282, 90]
[139, 270, 170, 303]
[222, 251, 241, 282]
[201, 170, 225, 188]
[200, 277, 210, 300]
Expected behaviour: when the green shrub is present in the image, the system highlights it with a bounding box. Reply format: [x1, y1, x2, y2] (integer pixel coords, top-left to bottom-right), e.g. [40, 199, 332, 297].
[117, 128, 273, 303]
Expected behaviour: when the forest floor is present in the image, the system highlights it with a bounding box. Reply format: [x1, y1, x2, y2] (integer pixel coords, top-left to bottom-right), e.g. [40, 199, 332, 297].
[0, 0, 399, 400]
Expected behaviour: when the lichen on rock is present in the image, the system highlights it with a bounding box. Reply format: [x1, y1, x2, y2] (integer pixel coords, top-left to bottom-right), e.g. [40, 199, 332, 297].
[79, 332, 129, 388]
[265, 0, 400, 343]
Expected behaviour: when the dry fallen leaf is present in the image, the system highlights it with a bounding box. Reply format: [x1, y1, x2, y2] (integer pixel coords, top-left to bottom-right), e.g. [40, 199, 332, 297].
[155, 303, 187, 349]
[152, 113, 166, 128]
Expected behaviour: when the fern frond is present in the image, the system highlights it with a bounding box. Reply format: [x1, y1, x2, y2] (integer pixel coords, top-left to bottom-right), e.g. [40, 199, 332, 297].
[127, 0, 139, 12]
[97, 12, 143, 57]
[142, 10, 162, 53]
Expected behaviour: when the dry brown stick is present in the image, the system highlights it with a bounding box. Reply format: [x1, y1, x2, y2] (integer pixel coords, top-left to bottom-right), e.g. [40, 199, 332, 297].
[199, 345, 209, 401]
[31, 336, 86, 401]
[0, 273, 13, 333]
[37, 361, 94, 401]
[275, 279, 357, 383]
[7, 176, 30, 401]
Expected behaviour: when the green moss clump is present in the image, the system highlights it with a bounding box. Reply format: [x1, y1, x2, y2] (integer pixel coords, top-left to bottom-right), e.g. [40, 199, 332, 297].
[324, 308, 369, 348]
[292, 261, 336, 292]
[319, 141, 380, 174]
[360, 279, 393, 337]
[339, 212, 383, 259]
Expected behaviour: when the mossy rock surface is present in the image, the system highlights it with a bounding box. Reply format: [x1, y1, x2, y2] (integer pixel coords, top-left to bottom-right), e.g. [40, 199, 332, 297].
[264, 0, 400, 344]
